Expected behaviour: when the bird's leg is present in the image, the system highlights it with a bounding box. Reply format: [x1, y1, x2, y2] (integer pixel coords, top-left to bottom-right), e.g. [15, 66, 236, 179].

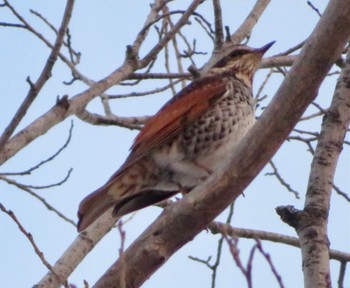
[193, 159, 213, 176]
[176, 182, 192, 196]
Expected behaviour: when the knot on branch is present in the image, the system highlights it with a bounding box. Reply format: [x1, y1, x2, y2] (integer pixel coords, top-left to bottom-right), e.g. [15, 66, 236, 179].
[188, 65, 200, 79]
[275, 205, 302, 229]
[56, 95, 70, 110]
[126, 45, 139, 70]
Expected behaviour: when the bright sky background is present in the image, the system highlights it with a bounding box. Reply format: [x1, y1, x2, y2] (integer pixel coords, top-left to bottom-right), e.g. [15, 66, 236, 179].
[1, 1, 349, 287]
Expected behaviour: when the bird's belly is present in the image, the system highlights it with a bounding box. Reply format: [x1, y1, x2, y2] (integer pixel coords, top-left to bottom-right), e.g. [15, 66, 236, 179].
[197, 113, 255, 171]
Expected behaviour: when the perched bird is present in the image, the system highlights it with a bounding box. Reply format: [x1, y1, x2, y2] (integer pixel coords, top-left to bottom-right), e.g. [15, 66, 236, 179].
[77, 41, 274, 232]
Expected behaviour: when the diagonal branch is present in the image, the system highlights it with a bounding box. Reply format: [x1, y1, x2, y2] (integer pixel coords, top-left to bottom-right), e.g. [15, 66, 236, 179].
[90, 1, 350, 287]
[0, 0, 75, 150]
[230, 0, 271, 44]
[0, 0, 202, 167]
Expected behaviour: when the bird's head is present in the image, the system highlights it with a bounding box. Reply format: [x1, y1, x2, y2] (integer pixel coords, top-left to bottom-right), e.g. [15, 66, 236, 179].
[208, 41, 275, 87]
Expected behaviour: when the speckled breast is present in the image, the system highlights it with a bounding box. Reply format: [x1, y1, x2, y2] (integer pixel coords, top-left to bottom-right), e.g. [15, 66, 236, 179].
[180, 78, 255, 169]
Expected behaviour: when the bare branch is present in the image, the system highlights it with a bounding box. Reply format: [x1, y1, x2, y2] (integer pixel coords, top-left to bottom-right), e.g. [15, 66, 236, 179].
[213, 0, 224, 49]
[189, 204, 235, 288]
[24, 168, 73, 190]
[139, 0, 203, 68]
[224, 236, 255, 287]
[255, 240, 285, 288]
[0, 120, 73, 176]
[89, 2, 350, 287]
[266, 160, 300, 199]
[208, 222, 350, 262]
[283, 41, 350, 287]
[75, 110, 147, 130]
[0, 203, 69, 288]
[29, 9, 80, 62]
[230, 0, 271, 44]
[0, 0, 200, 166]
[332, 183, 350, 202]
[307, 1, 322, 17]
[338, 261, 347, 288]
[0, 0, 75, 149]
[0, 176, 76, 226]
[108, 79, 184, 99]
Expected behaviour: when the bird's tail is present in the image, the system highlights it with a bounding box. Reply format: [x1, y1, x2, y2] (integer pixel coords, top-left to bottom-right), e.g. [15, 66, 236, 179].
[77, 186, 115, 232]
[77, 159, 179, 232]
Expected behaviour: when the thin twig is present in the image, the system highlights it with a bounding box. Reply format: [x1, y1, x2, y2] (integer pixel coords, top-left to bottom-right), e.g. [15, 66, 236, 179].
[0, 121, 74, 176]
[230, 0, 271, 44]
[256, 240, 285, 288]
[338, 261, 347, 288]
[307, 1, 322, 17]
[24, 168, 73, 189]
[266, 160, 300, 199]
[0, 0, 75, 149]
[0, 176, 76, 226]
[108, 79, 183, 99]
[0, 203, 69, 287]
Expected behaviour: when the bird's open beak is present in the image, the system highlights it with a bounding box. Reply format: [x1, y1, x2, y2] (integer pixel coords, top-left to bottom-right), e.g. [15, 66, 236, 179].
[256, 41, 276, 55]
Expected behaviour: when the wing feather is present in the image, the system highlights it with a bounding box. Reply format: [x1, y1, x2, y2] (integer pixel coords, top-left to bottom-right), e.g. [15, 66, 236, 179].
[109, 75, 227, 180]
[130, 76, 226, 160]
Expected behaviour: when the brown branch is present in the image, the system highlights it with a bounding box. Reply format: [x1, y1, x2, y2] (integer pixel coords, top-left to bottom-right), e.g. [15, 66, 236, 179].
[0, 0, 75, 150]
[0, 21, 25, 28]
[255, 240, 285, 288]
[230, 0, 271, 44]
[277, 40, 306, 56]
[0, 175, 76, 226]
[266, 160, 300, 199]
[189, 203, 235, 288]
[194, 16, 215, 42]
[307, 1, 322, 17]
[208, 222, 350, 262]
[293, 42, 350, 287]
[213, 0, 224, 49]
[0, 203, 69, 287]
[0, 120, 73, 176]
[332, 183, 350, 202]
[90, 1, 350, 287]
[338, 261, 347, 288]
[108, 79, 183, 99]
[29, 9, 80, 61]
[138, 0, 203, 68]
[128, 72, 190, 80]
[255, 67, 274, 105]
[224, 236, 255, 288]
[24, 168, 73, 189]
[0, 0, 198, 166]
[75, 109, 147, 130]
[260, 55, 296, 68]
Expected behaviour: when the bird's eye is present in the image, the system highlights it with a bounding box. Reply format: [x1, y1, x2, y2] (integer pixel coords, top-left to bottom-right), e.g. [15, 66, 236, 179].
[213, 49, 248, 68]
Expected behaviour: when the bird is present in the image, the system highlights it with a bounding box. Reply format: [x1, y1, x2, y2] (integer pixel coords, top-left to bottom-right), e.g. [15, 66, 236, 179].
[77, 41, 274, 232]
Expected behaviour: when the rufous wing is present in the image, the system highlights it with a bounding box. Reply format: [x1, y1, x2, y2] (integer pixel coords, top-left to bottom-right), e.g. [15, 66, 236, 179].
[126, 75, 228, 166]
[77, 75, 228, 231]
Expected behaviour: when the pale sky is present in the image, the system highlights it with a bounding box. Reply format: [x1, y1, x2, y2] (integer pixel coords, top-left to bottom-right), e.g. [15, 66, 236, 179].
[1, 1, 349, 287]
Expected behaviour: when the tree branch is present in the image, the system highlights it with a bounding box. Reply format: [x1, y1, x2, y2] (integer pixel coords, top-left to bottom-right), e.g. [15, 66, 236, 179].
[230, 0, 271, 44]
[0, 0, 75, 149]
[278, 37, 350, 288]
[208, 222, 350, 262]
[0, 0, 200, 167]
[89, 1, 350, 287]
